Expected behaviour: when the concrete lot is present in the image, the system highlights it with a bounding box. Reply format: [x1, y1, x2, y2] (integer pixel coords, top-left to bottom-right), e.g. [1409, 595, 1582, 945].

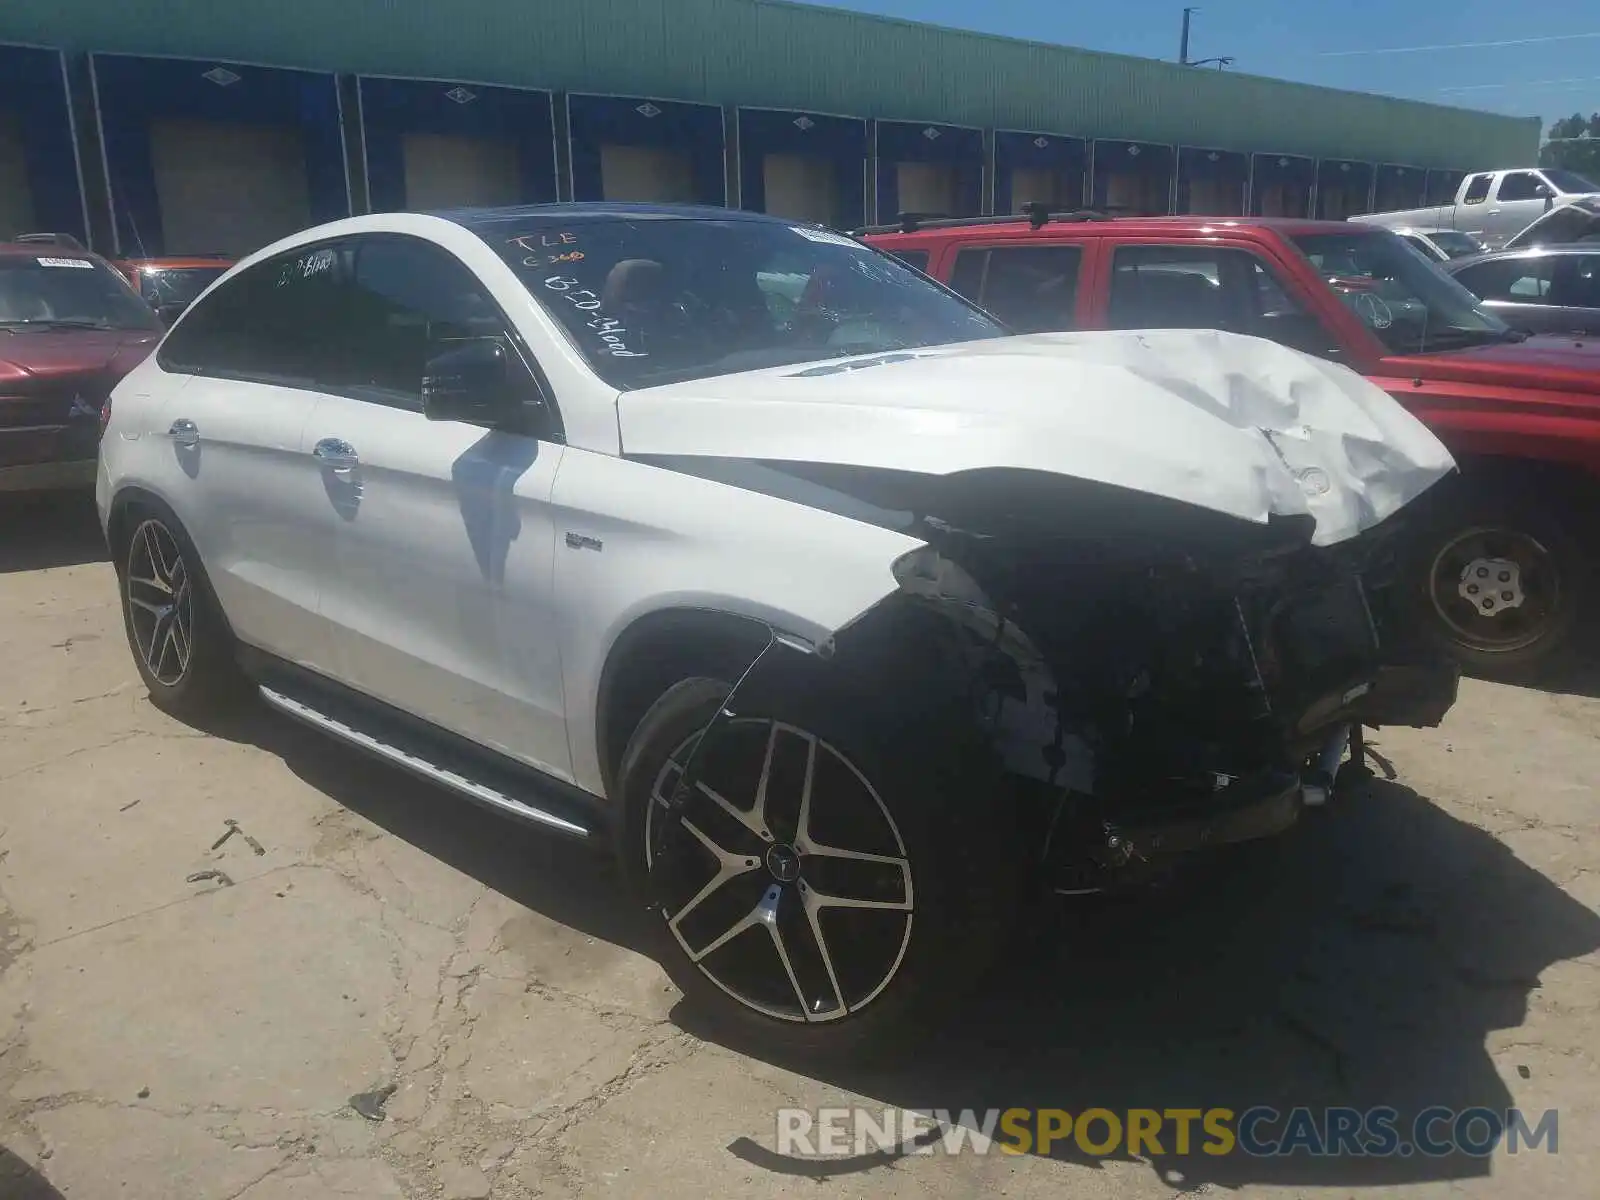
[0, 492, 1596, 1199]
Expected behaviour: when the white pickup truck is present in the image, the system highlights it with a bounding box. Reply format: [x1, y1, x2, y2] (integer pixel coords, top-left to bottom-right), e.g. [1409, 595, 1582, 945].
[1350, 166, 1600, 250]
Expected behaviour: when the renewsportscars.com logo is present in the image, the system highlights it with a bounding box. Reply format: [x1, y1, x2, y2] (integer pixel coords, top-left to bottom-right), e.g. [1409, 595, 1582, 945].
[773, 1106, 1560, 1160]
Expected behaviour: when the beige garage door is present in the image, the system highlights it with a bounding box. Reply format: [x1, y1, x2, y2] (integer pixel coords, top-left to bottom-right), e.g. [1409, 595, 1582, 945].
[762, 154, 838, 225]
[895, 162, 960, 215]
[1187, 178, 1246, 216]
[600, 144, 696, 202]
[148, 118, 312, 257]
[1103, 172, 1170, 216]
[1009, 167, 1080, 211]
[402, 132, 520, 210]
[0, 110, 37, 239]
[1258, 183, 1309, 218]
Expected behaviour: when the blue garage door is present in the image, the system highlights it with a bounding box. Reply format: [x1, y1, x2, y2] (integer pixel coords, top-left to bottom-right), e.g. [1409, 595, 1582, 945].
[875, 121, 983, 223]
[1316, 159, 1375, 220]
[359, 77, 557, 212]
[993, 131, 1085, 215]
[1251, 153, 1314, 217]
[567, 94, 724, 206]
[0, 44, 85, 244]
[1092, 140, 1175, 215]
[91, 54, 347, 258]
[737, 108, 866, 228]
[1375, 163, 1427, 213]
[1178, 147, 1248, 216]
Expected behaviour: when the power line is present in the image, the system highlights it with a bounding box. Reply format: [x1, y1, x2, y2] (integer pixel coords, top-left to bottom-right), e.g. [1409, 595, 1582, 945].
[1323, 31, 1600, 57]
[1438, 75, 1600, 93]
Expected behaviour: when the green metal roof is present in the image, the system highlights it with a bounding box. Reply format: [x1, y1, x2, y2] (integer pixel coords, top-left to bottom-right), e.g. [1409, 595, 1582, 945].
[2, 0, 1539, 167]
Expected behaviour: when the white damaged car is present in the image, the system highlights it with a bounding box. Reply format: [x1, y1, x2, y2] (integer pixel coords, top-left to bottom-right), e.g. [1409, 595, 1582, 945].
[98, 204, 1460, 1058]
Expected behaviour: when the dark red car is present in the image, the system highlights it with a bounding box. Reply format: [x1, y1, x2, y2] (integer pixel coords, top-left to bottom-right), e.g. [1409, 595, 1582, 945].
[862, 210, 1600, 674]
[0, 236, 162, 493]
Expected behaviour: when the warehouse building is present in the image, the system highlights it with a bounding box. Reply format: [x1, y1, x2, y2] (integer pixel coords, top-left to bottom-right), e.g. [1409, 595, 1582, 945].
[0, 0, 1541, 258]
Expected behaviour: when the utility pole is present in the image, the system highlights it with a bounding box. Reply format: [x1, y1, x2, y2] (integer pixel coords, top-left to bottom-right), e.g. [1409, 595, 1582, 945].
[1179, 7, 1197, 65]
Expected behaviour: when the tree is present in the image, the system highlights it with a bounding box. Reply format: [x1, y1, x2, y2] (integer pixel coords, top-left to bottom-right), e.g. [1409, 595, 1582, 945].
[1540, 113, 1600, 179]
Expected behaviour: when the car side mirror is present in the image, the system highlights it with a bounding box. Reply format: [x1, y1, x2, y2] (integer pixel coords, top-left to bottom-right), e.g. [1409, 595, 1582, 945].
[1536, 184, 1555, 211]
[421, 337, 515, 425]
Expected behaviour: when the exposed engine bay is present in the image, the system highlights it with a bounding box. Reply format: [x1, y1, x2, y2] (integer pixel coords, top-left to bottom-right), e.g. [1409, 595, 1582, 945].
[696, 482, 1460, 892]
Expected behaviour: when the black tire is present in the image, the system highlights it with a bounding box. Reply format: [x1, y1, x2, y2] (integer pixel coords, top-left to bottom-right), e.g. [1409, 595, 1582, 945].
[616, 667, 1019, 1062]
[114, 501, 247, 717]
[1405, 489, 1588, 679]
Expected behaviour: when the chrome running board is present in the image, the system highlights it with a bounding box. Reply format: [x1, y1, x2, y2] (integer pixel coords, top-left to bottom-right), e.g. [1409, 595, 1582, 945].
[258, 685, 591, 839]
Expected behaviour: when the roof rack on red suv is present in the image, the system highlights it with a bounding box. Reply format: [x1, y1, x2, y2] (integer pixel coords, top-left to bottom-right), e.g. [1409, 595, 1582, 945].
[851, 202, 1115, 237]
[10, 232, 89, 252]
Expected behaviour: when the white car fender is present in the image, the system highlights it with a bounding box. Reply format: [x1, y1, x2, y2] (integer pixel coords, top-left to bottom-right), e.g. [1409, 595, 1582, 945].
[549, 446, 921, 797]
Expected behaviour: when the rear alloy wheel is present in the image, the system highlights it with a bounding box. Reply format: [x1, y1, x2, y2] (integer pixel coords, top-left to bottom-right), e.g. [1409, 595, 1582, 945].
[125, 518, 195, 687]
[117, 508, 244, 716]
[1414, 497, 1587, 677]
[619, 676, 1015, 1060]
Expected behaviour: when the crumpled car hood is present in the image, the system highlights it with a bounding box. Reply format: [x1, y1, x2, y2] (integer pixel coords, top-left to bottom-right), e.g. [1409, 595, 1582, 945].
[617, 329, 1455, 546]
[1504, 196, 1600, 249]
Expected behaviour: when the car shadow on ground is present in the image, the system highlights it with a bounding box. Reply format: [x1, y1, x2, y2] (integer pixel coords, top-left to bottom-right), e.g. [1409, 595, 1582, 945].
[0, 1146, 65, 1199]
[0, 492, 106, 574]
[201, 704, 1600, 1193]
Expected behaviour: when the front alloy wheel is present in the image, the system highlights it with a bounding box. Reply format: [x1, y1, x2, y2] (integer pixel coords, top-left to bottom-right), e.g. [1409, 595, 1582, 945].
[646, 718, 915, 1023]
[125, 517, 194, 686]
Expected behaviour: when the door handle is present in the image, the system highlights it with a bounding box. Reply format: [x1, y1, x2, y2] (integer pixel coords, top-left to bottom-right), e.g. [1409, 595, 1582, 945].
[167, 418, 199, 447]
[312, 437, 360, 472]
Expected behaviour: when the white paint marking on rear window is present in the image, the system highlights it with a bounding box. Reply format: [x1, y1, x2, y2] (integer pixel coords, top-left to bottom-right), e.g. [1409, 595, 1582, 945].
[36, 257, 94, 269]
[790, 226, 866, 250]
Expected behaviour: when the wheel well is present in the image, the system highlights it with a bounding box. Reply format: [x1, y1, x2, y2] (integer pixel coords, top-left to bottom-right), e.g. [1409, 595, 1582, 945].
[1454, 454, 1600, 503]
[595, 609, 774, 798]
[105, 487, 162, 566]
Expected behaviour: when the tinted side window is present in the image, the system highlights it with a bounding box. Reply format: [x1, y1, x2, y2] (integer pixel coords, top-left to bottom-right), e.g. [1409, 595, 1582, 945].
[946, 245, 1082, 333]
[160, 245, 350, 385]
[343, 237, 511, 410]
[1461, 175, 1491, 204]
[1496, 172, 1542, 202]
[1108, 244, 1338, 356]
[1552, 255, 1600, 309]
[884, 249, 929, 272]
[1455, 257, 1556, 303]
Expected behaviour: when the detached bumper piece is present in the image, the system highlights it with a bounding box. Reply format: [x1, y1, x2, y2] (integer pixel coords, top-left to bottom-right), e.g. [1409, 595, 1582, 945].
[1349, 660, 1460, 729]
[1114, 767, 1302, 859]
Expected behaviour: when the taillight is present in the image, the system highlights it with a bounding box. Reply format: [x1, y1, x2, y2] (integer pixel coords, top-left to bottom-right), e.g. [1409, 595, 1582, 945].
[99, 394, 112, 437]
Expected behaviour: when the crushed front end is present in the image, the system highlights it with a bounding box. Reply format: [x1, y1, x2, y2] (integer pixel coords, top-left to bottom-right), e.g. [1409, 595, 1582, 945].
[815, 491, 1460, 892]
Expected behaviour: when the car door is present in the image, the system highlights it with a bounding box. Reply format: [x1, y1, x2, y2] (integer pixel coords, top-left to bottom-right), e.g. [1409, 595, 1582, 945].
[1451, 255, 1565, 334]
[1484, 172, 1549, 246]
[1546, 252, 1600, 336]
[304, 233, 573, 781]
[149, 244, 350, 673]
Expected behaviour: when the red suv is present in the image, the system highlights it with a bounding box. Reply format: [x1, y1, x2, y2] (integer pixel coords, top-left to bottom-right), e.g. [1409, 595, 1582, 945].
[862, 209, 1600, 675]
[0, 235, 162, 493]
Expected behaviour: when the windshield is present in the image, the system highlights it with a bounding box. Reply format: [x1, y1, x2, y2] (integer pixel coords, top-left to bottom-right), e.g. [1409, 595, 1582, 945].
[1543, 169, 1599, 194]
[477, 215, 1002, 388]
[1427, 231, 1486, 259]
[133, 266, 228, 308]
[1290, 231, 1509, 355]
[0, 256, 161, 331]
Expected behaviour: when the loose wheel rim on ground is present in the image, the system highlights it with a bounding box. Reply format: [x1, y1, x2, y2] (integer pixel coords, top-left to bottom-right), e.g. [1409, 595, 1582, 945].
[125, 518, 194, 686]
[1428, 524, 1563, 655]
[645, 717, 914, 1024]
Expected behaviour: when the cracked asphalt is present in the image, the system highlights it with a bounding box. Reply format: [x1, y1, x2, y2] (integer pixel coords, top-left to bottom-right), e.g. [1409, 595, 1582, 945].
[1, 493, 1597, 1199]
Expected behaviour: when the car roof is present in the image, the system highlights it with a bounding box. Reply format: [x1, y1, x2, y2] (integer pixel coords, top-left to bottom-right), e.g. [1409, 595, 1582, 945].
[443, 201, 795, 233]
[860, 214, 1372, 242]
[118, 256, 234, 269]
[0, 242, 99, 261]
[1447, 243, 1600, 268]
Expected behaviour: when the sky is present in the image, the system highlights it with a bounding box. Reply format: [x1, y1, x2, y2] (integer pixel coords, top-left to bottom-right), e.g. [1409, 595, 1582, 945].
[808, 0, 1600, 127]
